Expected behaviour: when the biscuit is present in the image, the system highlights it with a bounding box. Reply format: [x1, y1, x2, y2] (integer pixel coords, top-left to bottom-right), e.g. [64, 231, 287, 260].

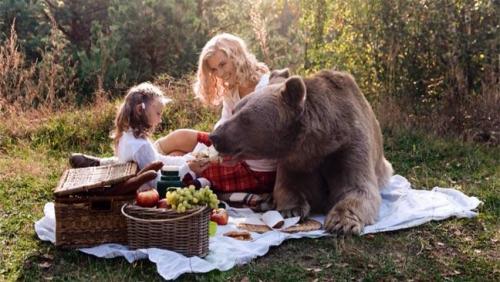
[223, 230, 253, 241]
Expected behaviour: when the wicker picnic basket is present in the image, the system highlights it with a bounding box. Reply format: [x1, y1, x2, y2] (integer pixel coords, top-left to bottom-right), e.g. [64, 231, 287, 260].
[121, 203, 211, 257]
[54, 162, 138, 248]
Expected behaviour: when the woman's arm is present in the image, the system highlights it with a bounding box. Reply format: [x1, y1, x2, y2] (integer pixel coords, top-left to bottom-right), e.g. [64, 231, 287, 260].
[214, 99, 232, 129]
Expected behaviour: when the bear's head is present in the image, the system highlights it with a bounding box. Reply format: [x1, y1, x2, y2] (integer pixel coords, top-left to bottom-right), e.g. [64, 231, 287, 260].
[210, 68, 307, 160]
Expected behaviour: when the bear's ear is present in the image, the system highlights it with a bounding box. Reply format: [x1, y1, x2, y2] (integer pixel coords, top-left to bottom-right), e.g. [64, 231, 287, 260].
[280, 76, 306, 109]
[270, 68, 290, 80]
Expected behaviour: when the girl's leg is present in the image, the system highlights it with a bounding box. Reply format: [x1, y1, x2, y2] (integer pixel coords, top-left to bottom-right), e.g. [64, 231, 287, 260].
[69, 154, 118, 168]
[155, 129, 203, 155]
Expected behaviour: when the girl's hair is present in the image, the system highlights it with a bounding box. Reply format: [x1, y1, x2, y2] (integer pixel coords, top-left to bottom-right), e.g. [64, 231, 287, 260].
[193, 33, 269, 106]
[111, 82, 169, 151]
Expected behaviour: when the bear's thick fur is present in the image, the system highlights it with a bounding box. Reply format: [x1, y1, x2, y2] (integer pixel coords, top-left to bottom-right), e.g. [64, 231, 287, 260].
[209, 69, 393, 234]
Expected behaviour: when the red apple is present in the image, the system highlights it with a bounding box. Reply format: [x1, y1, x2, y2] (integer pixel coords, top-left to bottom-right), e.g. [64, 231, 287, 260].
[136, 189, 159, 208]
[210, 208, 228, 225]
[157, 199, 169, 209]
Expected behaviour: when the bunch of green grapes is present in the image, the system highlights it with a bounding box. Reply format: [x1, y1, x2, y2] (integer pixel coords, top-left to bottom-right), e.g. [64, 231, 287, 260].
[196, 186, 219, 209]
[165, 186, 219, 213]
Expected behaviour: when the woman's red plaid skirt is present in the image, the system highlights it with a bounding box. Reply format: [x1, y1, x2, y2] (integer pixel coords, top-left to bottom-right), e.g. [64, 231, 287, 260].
[197, 132, 276, 193]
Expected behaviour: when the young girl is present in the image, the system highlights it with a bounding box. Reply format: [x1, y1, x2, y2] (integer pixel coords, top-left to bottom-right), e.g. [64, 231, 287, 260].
[154, 33, 277, 194]
[110, 82, 198, 187]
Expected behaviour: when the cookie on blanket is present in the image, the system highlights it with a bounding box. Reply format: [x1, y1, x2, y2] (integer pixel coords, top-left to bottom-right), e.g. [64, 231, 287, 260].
[223, 230, 253, 241]
[237, 223, 272, 234]
[282, 218, 322, 233]
[238, 218, 322, 233]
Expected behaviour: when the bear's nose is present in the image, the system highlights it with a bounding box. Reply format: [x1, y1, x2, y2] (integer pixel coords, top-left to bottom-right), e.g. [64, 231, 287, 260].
[208, 133, 220, 147]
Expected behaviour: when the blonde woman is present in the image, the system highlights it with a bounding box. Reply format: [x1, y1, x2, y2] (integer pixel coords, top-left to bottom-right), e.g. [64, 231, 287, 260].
[155, 33, 277, 193]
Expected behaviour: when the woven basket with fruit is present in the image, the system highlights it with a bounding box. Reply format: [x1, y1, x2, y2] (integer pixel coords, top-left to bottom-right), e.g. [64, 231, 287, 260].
[122, 186, 219, 257]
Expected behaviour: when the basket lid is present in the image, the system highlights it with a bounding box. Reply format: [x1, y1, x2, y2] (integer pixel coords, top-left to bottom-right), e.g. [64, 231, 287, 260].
[54, 162, 138, 196]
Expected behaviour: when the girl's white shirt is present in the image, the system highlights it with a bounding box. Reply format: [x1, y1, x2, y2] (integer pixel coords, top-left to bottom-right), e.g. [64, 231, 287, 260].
[214, 73, 277, 172]
[116, 130, 194, 187]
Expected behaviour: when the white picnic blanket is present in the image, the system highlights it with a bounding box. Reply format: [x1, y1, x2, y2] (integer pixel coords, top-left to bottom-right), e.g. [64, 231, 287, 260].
[35, 175, 481, 280]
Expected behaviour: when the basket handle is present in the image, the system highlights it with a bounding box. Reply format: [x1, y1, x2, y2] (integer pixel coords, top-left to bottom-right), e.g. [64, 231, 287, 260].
[121, 203, 208, 223]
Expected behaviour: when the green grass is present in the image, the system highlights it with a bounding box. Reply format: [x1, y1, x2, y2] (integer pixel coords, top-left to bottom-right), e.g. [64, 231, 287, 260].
[0, 105, 498, 281]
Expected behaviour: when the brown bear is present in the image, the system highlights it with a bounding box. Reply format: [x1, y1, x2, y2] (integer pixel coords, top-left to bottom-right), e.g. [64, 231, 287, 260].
[209, 69, 393, 235]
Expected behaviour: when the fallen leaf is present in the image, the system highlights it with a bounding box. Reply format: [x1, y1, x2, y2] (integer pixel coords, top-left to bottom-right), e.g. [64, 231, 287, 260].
[41, 254, 54, 261]
[38, 262, 51, 269]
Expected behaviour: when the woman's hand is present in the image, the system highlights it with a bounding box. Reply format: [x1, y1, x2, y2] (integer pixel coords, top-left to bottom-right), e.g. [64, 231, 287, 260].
[188, 159, 211, 175]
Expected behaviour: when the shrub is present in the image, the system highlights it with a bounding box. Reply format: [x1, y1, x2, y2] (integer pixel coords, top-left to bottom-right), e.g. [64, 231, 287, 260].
[0, 21, 76, 114]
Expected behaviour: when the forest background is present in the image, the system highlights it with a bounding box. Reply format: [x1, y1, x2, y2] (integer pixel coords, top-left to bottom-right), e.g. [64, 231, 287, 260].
[1, 0, 498, 140]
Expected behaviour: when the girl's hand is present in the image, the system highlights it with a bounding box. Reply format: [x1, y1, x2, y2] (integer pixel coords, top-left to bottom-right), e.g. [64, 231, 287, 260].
[188, 159, 211, 175]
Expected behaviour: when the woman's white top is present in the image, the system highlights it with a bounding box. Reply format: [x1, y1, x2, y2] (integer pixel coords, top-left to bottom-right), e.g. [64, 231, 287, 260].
[214, 73, 277, 172]
[116, 130, 194, 187]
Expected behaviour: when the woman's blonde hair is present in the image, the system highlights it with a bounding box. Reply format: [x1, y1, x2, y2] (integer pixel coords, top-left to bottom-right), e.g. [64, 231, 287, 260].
[193, 33, 269, 106]
[111, 82, 169, 151]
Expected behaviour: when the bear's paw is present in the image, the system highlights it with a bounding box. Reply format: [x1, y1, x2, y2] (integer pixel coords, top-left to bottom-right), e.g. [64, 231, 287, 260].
[325, 204, 364, 235]
[278, 201, 311, 219]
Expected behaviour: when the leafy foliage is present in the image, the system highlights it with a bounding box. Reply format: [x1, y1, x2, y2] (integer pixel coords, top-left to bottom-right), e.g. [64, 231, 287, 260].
[0, 0, 498, 138]
[0, 0, 50, 60]
[300, 0, 499, 136]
